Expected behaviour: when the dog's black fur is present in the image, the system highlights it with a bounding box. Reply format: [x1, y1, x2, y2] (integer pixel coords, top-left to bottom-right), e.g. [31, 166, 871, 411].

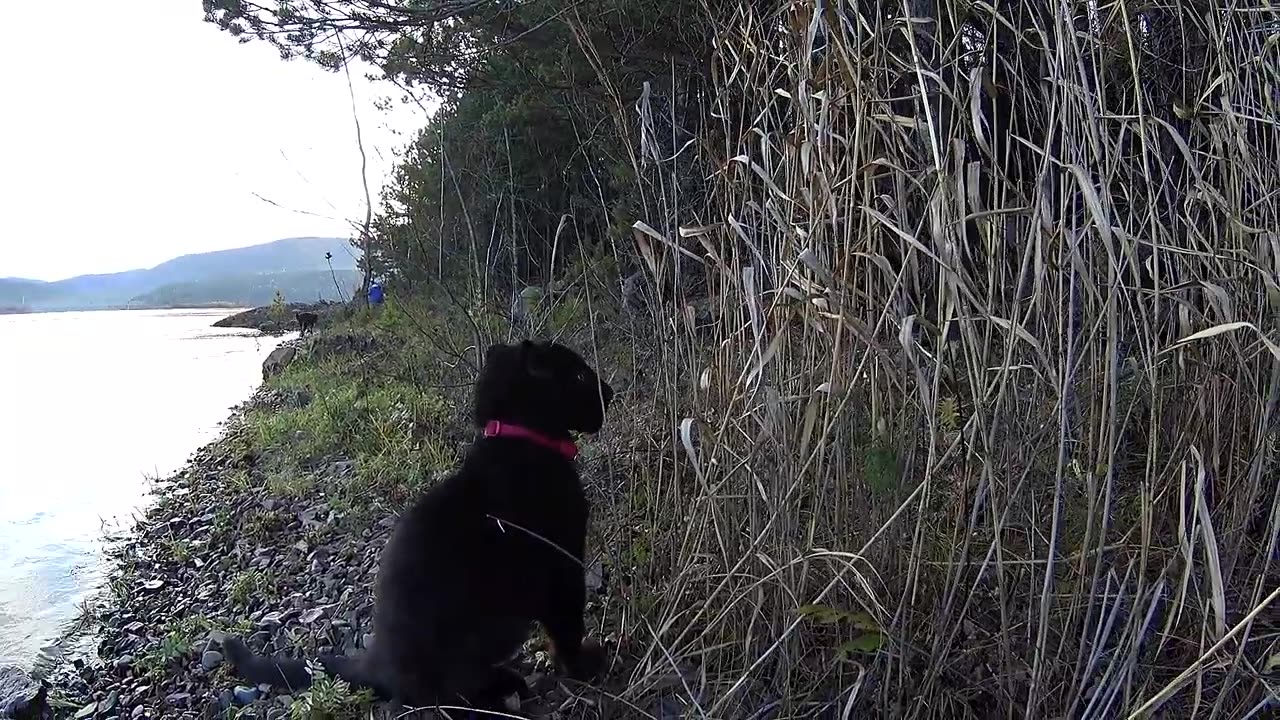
[295, 311, 318, 336]
[221, 340, 613, 711]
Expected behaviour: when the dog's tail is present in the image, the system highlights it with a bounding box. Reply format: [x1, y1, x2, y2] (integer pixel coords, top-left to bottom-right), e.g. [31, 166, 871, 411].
[221, 636, 382, 696]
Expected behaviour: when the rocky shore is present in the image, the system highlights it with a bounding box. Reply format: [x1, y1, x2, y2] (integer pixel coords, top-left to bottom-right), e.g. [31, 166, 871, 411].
[212, 302, 342, 335]
[21, 327, 627, 720]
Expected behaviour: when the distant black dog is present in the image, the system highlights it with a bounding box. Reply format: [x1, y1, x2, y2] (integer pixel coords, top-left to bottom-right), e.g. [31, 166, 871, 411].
[295, 311, 318, 336]
[222, 340, 614, 712]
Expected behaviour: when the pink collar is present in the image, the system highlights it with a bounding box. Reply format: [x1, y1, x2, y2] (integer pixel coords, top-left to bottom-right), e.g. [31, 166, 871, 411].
[483, 420, 579, 460]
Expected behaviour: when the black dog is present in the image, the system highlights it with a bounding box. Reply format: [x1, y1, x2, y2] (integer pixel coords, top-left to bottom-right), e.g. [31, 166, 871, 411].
[222, 340, 614, 712]
[295, 311, 318, 336]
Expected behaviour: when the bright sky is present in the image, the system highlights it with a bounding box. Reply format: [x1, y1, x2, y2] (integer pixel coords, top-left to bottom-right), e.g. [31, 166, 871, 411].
[0, 1, 429, 281]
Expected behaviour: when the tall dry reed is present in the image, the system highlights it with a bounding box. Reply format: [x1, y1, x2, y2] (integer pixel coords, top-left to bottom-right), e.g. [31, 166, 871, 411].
[587, 1, 1280, 717]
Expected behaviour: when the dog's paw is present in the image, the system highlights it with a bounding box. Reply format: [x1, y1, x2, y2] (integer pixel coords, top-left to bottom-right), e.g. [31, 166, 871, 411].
[566, 637, 606, 681]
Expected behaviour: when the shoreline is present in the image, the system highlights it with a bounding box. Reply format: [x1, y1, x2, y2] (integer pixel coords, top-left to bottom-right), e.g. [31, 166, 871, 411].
[6, 301, 640, 719]
[0, 305, 320, 716]
[35, 347, 346, 719]
[2, 309, 305, 719]
[30, 318, 620, 719]
[211, 301, 343, 335]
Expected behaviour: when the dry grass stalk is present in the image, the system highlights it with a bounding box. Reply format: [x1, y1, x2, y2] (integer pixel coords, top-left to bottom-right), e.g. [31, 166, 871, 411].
[584, 0, 1280, 717]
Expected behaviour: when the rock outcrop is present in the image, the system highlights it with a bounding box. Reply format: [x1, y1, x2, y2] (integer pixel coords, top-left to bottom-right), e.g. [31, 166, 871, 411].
[0, 667, 50, 720]
[261, 345, 298, 381]
[212, 301, 341, 334]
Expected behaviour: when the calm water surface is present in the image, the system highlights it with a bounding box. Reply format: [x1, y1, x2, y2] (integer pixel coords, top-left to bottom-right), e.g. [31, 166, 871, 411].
[0, 309, 287, 669]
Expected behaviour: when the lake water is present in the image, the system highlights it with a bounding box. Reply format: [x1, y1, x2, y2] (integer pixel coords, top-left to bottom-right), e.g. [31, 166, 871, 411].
[0, 309, 287, 670]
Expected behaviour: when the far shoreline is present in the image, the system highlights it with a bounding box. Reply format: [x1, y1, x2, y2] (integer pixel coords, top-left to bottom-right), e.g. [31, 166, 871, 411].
[0, 303, 247, 316]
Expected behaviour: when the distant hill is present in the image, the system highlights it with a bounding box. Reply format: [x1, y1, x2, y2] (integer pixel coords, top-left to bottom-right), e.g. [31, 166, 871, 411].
[130, 269, 361, 308]
[0, 277, 64, 308]
[0, 237, 362, 312]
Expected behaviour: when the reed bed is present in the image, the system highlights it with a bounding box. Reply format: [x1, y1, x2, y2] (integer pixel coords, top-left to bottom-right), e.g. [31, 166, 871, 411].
[579, 1, 1280, 717]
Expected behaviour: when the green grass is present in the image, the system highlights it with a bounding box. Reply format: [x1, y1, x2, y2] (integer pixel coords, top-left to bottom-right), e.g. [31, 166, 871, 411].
[266, 470, 314, 499]
[135, 615, 242, 680]
[286, 669, 375, 719]
[247, 360, 451, 471]
[231, 314, 465, 540]
[228, 569, 275, 607]
[157, 537, 192, 564]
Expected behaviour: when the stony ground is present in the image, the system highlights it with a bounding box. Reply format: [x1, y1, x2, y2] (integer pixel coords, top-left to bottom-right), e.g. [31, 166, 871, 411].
[41, 332, 651, 720]
[212, 302, 343, 335]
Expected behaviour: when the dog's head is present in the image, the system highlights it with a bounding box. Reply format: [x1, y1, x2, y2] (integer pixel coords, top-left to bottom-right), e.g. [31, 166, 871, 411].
[473, 340, 614, 436]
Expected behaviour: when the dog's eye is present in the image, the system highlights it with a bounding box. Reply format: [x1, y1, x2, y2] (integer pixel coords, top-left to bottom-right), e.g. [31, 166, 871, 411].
[576, 371, 589, 383]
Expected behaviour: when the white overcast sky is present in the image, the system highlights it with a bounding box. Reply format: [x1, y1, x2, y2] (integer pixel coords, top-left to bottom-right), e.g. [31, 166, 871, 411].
[0, 1, 428, 281]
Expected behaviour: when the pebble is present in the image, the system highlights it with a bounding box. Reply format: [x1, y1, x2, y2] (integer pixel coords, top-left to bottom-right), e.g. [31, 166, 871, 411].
[200, 651, 223, 671]
[299, 606, 327, 624]
[233, 686, 260, 705]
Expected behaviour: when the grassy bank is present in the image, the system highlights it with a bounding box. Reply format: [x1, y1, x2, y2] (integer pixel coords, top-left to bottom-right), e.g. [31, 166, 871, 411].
[47, 246, 1280, 720]
[51, 302, 650, 719]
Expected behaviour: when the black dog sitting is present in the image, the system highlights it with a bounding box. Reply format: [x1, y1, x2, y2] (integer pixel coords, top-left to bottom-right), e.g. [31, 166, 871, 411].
[222, 340, 613, 712]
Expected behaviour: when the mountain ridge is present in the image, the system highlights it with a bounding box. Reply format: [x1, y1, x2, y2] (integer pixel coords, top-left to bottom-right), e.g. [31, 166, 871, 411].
[0, 237, 362, 313]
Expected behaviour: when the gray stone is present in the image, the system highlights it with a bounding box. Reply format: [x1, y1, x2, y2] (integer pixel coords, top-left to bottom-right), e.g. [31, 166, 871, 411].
[0, 666, 50, 719]
[286, 389, 313, 408]
[298, 607, 328, 624]
[200, 650, 223, 671]
[232, 686, 260, 705]
[585, 559, 605, 593]
[262, 346, 298, 380]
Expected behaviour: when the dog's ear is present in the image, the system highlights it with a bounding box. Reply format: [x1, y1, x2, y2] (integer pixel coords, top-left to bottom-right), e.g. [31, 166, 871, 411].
[518, 340, 554, 379]
[483, 343, 518, 368]
[474, 343, 520, 427]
